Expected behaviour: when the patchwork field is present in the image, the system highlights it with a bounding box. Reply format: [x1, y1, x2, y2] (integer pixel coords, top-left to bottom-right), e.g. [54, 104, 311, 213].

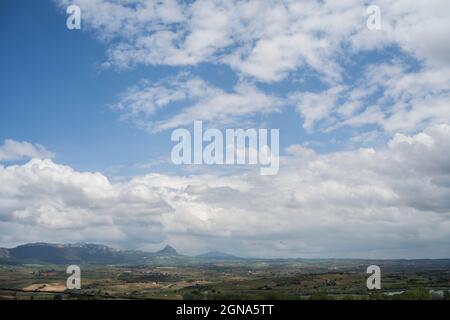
[1, 260, 449, 300]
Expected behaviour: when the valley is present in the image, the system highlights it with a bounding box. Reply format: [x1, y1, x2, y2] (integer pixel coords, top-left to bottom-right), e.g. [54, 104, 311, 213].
[0, 243, 449, 300]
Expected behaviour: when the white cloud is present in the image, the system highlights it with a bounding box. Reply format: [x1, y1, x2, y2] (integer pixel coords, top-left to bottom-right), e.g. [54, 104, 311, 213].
[1, 125, 450, 258]
[55, 0, 450, 139]
[342, 1, 450, 71]
[113, 74, 282, 132]
[291, 63, 450, 133]
[56, 1, 450, 82]
[290, 85, 346, 131]
[55, 0, 360, 81]
[22, 0, 449, 258]
[0, 139, 54, 162]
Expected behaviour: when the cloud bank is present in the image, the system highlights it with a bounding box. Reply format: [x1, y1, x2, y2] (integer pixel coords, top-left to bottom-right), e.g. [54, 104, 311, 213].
[1, 125, 450, 258]
[2, 1, 446, 257]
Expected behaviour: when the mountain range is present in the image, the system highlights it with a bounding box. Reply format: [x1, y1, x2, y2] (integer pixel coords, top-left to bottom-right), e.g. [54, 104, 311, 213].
[0, 242, 241, 265]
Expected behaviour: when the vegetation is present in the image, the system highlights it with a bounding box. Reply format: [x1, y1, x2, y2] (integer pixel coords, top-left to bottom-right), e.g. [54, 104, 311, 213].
[0, 259, 449, 300]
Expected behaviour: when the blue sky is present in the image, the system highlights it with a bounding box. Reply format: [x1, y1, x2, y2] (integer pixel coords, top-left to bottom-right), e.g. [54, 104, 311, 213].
[0, 0, 449, 258]
[0, 0, 396, 175]
[1, 0, 173, 174]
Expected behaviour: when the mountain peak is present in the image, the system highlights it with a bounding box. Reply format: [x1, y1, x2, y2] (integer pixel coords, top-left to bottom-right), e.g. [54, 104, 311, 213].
[156, 245, 178, 256]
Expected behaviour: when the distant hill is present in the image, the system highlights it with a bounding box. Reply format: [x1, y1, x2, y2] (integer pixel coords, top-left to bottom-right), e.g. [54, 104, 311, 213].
[0, 243, 183, 265]
[3, 243, 450, 267]
[196, 251, 241, 260]
[0, 242, 245, 265]
[156, 245, 179, 256]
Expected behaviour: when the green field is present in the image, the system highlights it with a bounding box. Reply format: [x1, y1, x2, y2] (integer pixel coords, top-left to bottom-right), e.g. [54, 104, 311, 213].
[1, 260, 449, 300]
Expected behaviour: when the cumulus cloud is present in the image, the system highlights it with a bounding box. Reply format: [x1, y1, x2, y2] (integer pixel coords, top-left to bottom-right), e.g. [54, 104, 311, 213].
[351, 0, 450, 67]
[113, 74, 282, 131]
[56, 0, 450, 81]
[0, 139, 54, 162]
[14, 0, 447, 258]
[54, 0, 355, 81]
[55, 0, 450, 138]
[291, 63, 450, 133]
[2, 125, 450, 258]
[0, 158, 168, 247]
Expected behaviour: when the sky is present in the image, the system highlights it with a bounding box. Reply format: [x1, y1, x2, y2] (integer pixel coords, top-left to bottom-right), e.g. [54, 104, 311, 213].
[0, 0, 450, 258]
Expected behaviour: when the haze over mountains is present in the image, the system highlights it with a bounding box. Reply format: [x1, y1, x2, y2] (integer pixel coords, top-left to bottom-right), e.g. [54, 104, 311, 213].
[0, 243, 241, 265]
[1, 243, 450, 270]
